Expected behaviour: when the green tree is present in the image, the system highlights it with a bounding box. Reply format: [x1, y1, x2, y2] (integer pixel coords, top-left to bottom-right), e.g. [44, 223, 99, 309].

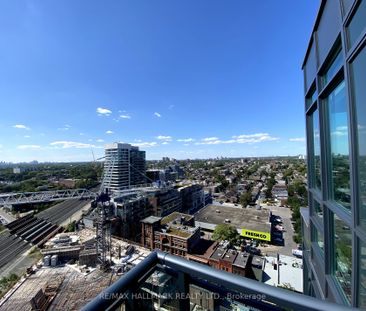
[212, 224, 240, 245]
[240, 192, 252, 208]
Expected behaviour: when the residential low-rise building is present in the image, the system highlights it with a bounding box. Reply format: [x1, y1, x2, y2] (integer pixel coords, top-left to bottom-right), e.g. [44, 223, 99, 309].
[141, 212, 201, 257]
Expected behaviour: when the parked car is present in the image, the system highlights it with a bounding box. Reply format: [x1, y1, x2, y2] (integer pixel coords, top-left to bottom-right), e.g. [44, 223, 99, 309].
[245, 245, 261, 255]
[275, 225, 285, 231]
[272, 231, 282, 237]
[272, 237, 284, 245]
[292, 249, 303, 258]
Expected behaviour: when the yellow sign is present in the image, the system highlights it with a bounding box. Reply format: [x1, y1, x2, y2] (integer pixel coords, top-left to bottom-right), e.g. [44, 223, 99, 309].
[241, 229, 271, 241]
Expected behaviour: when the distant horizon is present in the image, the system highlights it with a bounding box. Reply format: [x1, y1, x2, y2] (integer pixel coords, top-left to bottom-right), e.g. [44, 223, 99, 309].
[0, 1, 319, 163]
[0, 154, 306, 165]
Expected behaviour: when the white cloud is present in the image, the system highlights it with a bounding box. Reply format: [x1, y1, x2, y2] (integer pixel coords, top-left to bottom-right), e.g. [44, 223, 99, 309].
[133, 141, 158, 148]
[234, 133, 279, 143]
[58, 124, 72, 131]
[120, 114, 131, 119]
[97, 107, 112, 116]
[202, 137, 219, 142]
[17, 145, 41, 150]
[0, 144, 3, 148]
[162, 142, 169, 145]
[156, 135, 172, 141]
[13, 124, 30, 130]
[177, 138, 195, 142]
[168, 105, 175, 110]
[154, 112, 162, 118]
[24, 135, 31, 138]
[195, 139, 235, 145]
[336, 126, 348, 131]
[331, 131, 348, 137]
[289, 137, 305, 142]
[106, 130, 114, 134]
[196, 133, 279, 145]
[96, 139, 104, 143]
[50, 141, 95, 149]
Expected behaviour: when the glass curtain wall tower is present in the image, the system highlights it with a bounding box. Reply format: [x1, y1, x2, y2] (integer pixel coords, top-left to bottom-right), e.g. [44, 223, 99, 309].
[302, 0, 366, 308]
[103, 143, 146, 193]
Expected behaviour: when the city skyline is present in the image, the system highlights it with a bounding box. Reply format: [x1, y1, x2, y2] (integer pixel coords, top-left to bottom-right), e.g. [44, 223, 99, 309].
[0, 1, 319, 162]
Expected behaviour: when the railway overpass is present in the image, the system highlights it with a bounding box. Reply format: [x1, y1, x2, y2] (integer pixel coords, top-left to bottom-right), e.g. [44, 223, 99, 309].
[0, 189, 97, 207]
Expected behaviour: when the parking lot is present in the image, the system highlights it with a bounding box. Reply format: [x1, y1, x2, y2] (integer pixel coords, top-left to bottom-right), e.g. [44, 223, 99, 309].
[259, 204, 298, 257]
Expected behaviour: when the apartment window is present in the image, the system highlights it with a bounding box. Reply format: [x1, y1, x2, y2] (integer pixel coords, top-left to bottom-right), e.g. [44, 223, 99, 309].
[359, 239, 366, 308]
[333, 212, 352, 303]
[327, 81, 351, 210]
[350, 46, 366, 230]
[321, 48, 343, 88]
[347, 1, 366, 48]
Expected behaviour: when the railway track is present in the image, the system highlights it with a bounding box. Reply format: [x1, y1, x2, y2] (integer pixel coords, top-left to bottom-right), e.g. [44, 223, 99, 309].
[0, 198, 91, 271]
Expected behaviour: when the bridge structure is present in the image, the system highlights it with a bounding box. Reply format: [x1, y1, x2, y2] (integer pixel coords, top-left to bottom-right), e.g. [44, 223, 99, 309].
[0, 184, 163, 208]
[0, 189, 98, 207]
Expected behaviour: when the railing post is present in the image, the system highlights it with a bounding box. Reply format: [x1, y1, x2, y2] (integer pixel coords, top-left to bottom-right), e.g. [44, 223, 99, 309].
[176, 271, 190, 310]
[123, 290, 137, 311]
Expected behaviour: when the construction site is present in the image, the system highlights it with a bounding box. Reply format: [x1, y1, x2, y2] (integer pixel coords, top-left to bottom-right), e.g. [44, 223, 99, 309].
[0, 224, 151, 310]
[0, 143, 162, 309]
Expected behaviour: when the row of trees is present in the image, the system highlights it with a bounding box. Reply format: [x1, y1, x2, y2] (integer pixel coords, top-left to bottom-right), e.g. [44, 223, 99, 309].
[0, 162, 103, 193]
[287, 180, 308, 244]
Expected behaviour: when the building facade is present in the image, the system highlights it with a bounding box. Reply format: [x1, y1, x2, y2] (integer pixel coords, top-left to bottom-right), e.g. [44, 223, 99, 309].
[113, 193, 152, 241]
[148, 188, 182, 217]
[102, 143, 146, 193]
[302, 0, 366, 308]
[141, 212, 201, 257]
[177, 184, 205, 214]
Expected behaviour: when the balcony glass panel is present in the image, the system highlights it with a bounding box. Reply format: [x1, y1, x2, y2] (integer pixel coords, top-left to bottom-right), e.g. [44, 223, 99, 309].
[333, 213, 352, 302]
[83, 251, 353, 311]
[350, 46, 366, 230]
[327, 81, 351, 210]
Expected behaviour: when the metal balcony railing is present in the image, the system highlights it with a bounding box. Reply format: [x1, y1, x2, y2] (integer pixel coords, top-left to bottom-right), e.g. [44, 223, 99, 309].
[81, 250, 358, 311]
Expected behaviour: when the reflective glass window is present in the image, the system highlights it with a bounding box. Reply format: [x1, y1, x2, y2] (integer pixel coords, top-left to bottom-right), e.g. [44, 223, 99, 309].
[350, 47, 366, 229]
[347, 1, 366, 48]
[321, 50, 343, 88]
[311, 109, 322, 190]
[314, 200, 323, 221]
[359, 239, 366, 308]
[313, 224, 324, 253]
[333, 213, 352, 302]
[327, 81, 351, 210]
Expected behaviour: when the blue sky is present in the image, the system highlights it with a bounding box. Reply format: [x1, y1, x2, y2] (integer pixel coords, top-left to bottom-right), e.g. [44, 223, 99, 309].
[0, 0, 320, 162]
